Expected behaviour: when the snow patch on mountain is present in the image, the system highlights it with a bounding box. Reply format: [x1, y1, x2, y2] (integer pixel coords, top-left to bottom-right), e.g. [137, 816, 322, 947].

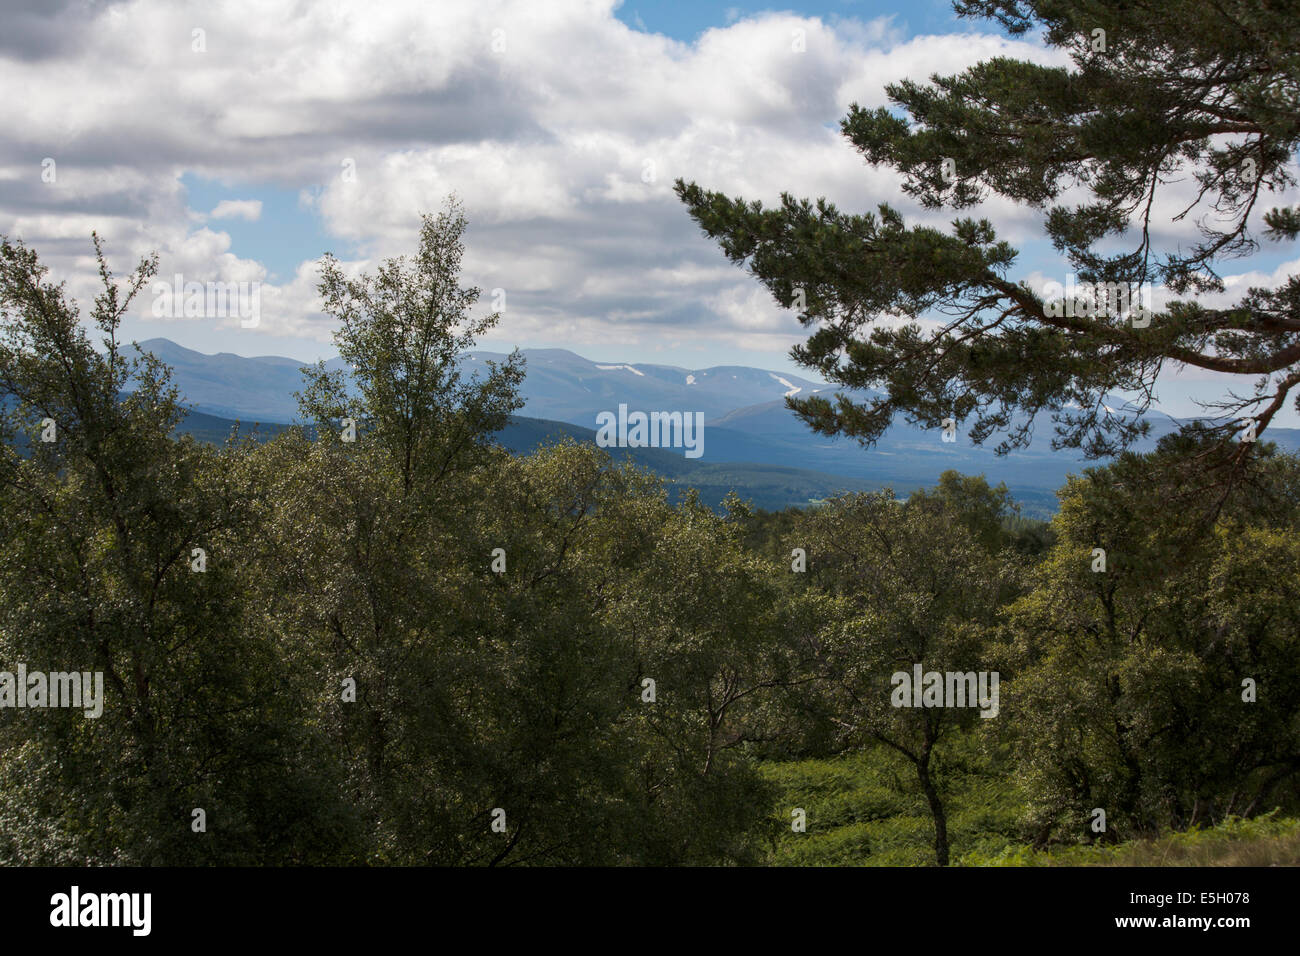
[770, 373, 802, 397]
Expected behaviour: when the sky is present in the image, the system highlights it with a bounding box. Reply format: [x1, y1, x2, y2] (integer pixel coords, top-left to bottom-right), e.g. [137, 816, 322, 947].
[3, 0, 1298, 423]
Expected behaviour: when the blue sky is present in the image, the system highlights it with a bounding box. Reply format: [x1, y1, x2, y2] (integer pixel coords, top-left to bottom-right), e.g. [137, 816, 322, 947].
[613, 0, 968, 39]
[178, 175, 340, 286]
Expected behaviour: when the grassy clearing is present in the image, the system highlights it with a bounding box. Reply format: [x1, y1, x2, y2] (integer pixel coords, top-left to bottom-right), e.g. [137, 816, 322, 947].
[759, 742, 1025, 866]
[964, 813, 1300, 867]
[759, 746, 1299, 867]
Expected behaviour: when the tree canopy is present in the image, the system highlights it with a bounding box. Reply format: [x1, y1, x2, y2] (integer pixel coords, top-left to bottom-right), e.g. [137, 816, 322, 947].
[2, 197, 1297, 866]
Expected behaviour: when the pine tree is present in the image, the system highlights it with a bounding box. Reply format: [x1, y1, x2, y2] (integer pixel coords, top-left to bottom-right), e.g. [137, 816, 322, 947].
[677, 0, 1300, 482]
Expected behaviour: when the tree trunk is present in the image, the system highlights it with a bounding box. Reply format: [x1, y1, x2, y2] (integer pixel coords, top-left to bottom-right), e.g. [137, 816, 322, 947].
[916, 758, 949, 867]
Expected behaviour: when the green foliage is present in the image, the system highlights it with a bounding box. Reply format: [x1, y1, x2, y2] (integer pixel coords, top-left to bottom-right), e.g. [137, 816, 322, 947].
[963, 811, 1300, 867]
[301, 197, 525, 493]
[2, 211, 1296, 867]
[761, 733, 1025, 866]
[0, 234, 350, 864]
[908, 470, 1018, 552]
[1001, 444, 1300, 845]
[0, 220, 793, 865]
[773, 488, 1018, 864]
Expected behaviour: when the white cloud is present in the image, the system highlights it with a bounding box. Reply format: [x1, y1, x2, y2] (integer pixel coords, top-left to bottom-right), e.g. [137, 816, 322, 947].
[0, 0, 1292, 390]
[209, 199, 263, 221]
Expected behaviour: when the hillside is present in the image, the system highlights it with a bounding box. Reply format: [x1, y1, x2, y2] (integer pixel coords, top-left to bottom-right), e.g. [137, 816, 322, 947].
[173, 408, 885, 512]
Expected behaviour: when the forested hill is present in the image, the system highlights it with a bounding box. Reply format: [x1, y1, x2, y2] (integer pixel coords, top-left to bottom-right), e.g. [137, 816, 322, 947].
[170, 406, 890, 513]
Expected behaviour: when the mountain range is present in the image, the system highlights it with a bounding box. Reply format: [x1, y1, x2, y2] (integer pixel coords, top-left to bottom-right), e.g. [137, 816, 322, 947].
[137, 338, 1300, 518]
